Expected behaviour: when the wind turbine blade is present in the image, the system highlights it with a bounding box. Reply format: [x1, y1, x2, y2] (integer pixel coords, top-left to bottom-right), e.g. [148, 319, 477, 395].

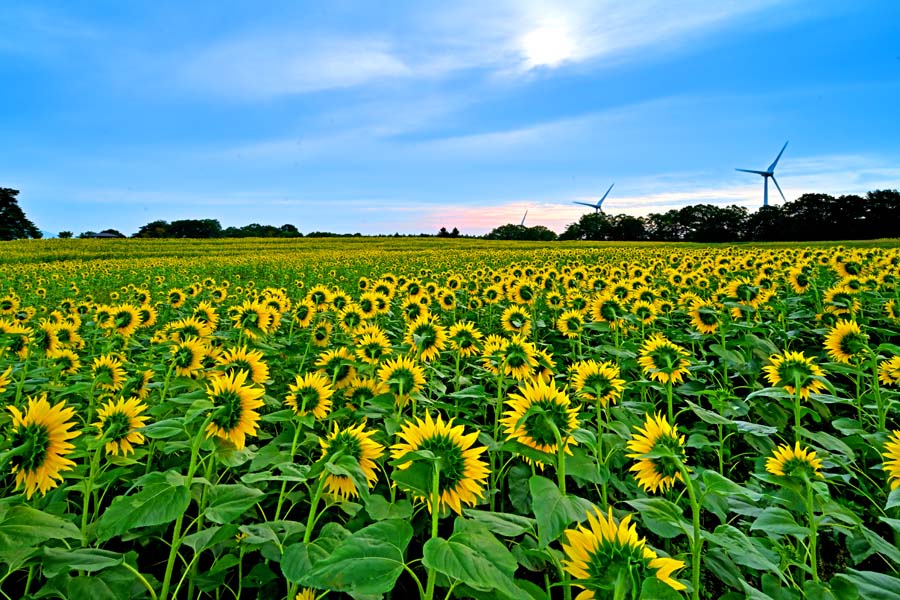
[735, 168, 768, 175]
[521, 210, 528, 226]
[573, 201, 598, 208]
[599, 183, 615, 203]
[768, 141, 789, 172]
[771, 176, 786, 202]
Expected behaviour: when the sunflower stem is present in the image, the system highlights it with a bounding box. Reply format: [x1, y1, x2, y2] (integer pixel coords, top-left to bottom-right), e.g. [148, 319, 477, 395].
[805, 477, 819, 583]
[120, 561, 158, 600]
[424, 460, 441, 600]
[159, 414, 212, 600]
[871, 354, 886, 432]
[303, 474, 328, 544]
[675, 459, 702, 600]
[666, 382, 674, 424]
[793, 376, 803, 446]
[81, 444, 103, 546]
[275, 419, 304, 521]
[596, 399, 607, 506]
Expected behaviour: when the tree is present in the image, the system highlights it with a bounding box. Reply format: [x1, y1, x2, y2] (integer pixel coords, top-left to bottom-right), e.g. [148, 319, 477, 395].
[99, 229, 126, 238]
[168, 219, 222, 238]
[0, 188, 41, 240]
[437, 227, 450, 238]
[58, 231, 73, 239]
[133, 220, 171, 238]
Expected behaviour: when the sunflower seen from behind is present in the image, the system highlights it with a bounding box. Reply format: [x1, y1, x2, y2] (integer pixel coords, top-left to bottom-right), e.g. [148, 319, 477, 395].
[403, 314, 447, 362]
[762, 350, 827, 400]
[205, 370, 265, 450]
[881, 431, 900, 490]
[318, 422, 384, 500]
[7, 394, 80, 498]
[823, 319, 868, 364]
[390, 412, 489, 515]
[765, 442, 824, 480]
[637, 334, 691, 385]
[570, 360, 625, 408]
[626, 413, 686, 494]
[562, 506, 686, 598]
[502, 378, 579, 463]
[286, 371, 334, 420]
[377, 355, 426, 408]
[94, 397, 150, 456]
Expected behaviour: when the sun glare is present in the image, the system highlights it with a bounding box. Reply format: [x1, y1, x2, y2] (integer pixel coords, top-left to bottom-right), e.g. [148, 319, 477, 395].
[521, 26, 575, 68]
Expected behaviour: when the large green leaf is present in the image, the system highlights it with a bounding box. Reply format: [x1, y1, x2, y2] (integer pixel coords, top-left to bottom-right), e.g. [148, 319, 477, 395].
[422, 520, 522, 599]
[529, 475, 593, 547]
[97, 470, 190, 541]
[833, 570, 900, 600]
[365, 495, 413, 521]
[625, 497, 691, 539]
[750, 507, 810, 538]
[204, 484, 265, 524]
[464, 509, 535, 537]
[0, 505, 80, 549]
[41, 548, 124, 578]
[706, 525, 785, 582]
[302, 520, 413, 595]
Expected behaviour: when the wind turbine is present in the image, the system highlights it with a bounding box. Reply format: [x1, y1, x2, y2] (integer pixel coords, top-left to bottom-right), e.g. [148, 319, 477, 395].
[520, 209, 528, 226]
[573, 183, 614, 213]
[736, 141, 788, 207]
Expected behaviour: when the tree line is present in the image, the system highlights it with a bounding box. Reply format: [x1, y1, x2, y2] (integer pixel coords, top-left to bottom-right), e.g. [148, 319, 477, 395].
[488, 189, 900, 242]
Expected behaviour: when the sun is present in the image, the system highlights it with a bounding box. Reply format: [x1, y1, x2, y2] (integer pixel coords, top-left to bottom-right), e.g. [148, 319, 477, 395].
[521, 26, 575, 68]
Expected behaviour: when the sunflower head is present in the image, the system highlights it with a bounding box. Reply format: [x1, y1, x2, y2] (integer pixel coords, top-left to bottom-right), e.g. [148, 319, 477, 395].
[765, 442, 824, 480]
[570, 360, 625, 407]
[500, 306, 532, 337]
[879, 356, 900, 387]
[556, 310, 584, 339]
[562, 507, 686, 596]
[92, 353, 127, 392]
[882, 431, 900, 491]
[205, 370, 265, 449]
[7, 394, 80, 498]
[171, 336, 208, 378]
[689, 301, 720, 335]
[377, 355, 426, 407]
[448, 321, 483, 358]
[404, 315, 447, 362]
[390, 412, 489, 515]
[823, 319, 868, 364]
[315, 347, 356, 389]
[502, 378, 579, 463]
[637, 334, 691, 385]
[94, 397, 150, 456]
[762, 350, 827, 400]
[319, 422, 384, 499]
[626, 413, 686, 494]
[286, 371, 334, 420]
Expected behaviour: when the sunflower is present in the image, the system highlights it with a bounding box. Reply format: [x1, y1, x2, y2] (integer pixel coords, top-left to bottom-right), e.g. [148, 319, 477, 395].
[306, 284, 334, 309]
[192, 300, 220, 330]
[765, 442, 824, 479]
[111, 304, 141, 337]
[54, 322, 85, 350]
[0, 366, 12, 394]
[122, 369, 154, 400]
[165, 316, 216, 341]
[295, 588, 318, 600]
[171, 336, 208, 378]
[822, 285, 860, 317]
[337, 303, 366, 334]
[137, 304, 158, 328]
[355, 331, 392, 365]
[168, 288, 187, 309]
[570, 360, 625, 407]
[286, 372, 335, 420]
[401, 297, 429, 323]
[590, 294, 627, 330]
[293, 299, 317, 328]
[502, 378, 579, 462]
[556, 310, 584, 339]
[310, 320, 333, 348]
[318, 422, 384, 499]
[882, 431, 900, 490]
[788, 267, 812, 294]
[404, 315, 448, 362]
[762, 351, 827, 400]
[637, 334, 691, 385]
[0, 294, 19, 315]
[94, 397, 150, 456]
[315, 347, 356, 389]
[7, 394, 80, 498]
[33, 321, 61, 356]
[688, 300, 721, 335]
[500, 305, 532, 337]
[496, 335, 539, 381]
[480, 334, 508, 376]
[0, 319, 30, 359]
[630, 300, 657, 326]
[626, 413, 686, 494]
[823, 319, 868, 364]
[377, 355, 426, 407]
[448, 321, 483, 358]
[878, 356, 900, 386]
[205, 370, 265, 450]
[437, 288, 457, 311]
[344, 376, 389, 408]
[92, 353, 127, 393]
[216, 346, 270, 385]
[390, 412, 489, 515]
[562, 507, 686, 596]
[48, 348, 81, 376]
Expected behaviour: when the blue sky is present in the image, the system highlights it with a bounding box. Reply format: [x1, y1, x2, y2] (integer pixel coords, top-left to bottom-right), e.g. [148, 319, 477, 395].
[2, 1, 899, 236]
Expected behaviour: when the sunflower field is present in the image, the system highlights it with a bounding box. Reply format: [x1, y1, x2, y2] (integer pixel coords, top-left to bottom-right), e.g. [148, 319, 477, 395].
[1, 237, 899, 600]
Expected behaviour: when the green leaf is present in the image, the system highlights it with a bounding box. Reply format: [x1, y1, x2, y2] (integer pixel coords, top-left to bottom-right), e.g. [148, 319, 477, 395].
[750, 507, 810, 538]
[303, 520, 413, 595]
[183, 524, 240, 552]
[204, 484, 265, 524]
[0, 505, 80, 549]
[625, 497, 691, 539]
[67, 576, 119, 600]
[365, 496, 413, 521]
[422, 521, 523, 599]
[684, 399, 733, 425]
[281, 542, 315, 585]
[833, 570, 900, 600]
[464, 509, 535, 537]
[566, 446, 604, 484]
[41, 548, 124, 578]
[97, 471, 190, 541]
[140, 418, 185, 439]
[390, 460, 433, 497]
[529, 475, 593, 547]
[639, 576, 685, 600]
[706, 525, 784, 581]
[886, 487, 900, 511]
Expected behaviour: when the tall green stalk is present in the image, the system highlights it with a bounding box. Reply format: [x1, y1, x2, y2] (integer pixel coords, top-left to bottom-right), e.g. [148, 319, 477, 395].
[674, 460, 703, 600]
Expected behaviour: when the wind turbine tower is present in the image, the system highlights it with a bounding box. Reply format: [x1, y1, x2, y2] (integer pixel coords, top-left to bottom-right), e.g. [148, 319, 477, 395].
[573, 183, 614, 213]
[736, 142, 788, 207]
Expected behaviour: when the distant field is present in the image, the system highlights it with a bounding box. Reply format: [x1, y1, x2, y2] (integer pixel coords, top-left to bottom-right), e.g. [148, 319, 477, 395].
[0, 238, 898, 599]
